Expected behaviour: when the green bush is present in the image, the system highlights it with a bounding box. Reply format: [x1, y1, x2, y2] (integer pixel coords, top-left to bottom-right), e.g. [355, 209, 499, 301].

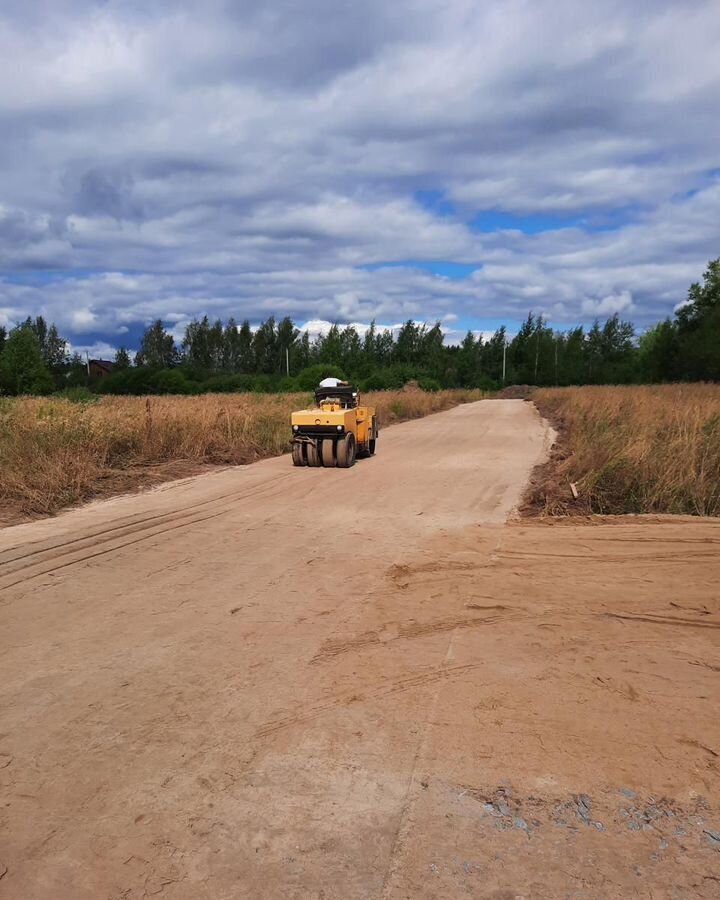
[98, 367, 156, 395]
[199, 373, 255, 393]
[277, 376, 299, 392]
[150, 369, 195, 394]
[360, 372, 392, 391]
[252, 374, 276, 393]
[417, 377, 441, 392]
[296, 364, 345, 391]
[54, 387, 98, 404]
[475, 374, 501, 391]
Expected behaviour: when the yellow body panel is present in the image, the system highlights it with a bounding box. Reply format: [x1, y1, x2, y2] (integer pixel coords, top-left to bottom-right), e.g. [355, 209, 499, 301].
[291, 399, 377, 448]
[355, 406, 373, 444]
[291, 404, 375, 438]
[291, 406, 357, 430]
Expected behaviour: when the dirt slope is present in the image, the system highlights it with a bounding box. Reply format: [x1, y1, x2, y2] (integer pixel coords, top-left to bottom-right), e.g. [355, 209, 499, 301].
[1, 400, 719, 899]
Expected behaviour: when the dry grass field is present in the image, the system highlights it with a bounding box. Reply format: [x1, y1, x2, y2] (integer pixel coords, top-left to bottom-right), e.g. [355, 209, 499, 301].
[0, 388, 483, 520]
[530, 383, 720, 516]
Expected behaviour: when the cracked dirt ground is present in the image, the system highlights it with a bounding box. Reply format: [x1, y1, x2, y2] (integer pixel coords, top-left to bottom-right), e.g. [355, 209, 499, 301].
[0, 400, 718, 899]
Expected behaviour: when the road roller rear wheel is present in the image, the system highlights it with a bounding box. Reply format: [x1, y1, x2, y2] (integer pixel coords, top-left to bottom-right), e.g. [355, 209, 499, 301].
[306, 440, 321, 467]
[291, 443, 305, 466]
[321, 438, 337, 467]
[368, 438, 376, 455]
[336, 432, 356, 468]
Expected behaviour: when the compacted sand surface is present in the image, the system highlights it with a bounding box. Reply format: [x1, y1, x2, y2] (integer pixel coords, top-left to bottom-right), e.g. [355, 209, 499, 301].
[1, 400, 718, 898]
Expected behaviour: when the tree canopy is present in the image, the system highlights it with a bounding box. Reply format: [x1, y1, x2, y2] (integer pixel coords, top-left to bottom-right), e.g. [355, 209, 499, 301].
[0, 325, 54, 395]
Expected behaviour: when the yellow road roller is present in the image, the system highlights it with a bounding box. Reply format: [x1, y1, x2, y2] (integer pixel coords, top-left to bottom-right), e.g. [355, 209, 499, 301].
[291, 379, 378, 468]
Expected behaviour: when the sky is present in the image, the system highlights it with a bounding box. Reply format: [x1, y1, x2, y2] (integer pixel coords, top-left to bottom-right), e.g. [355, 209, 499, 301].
[0, 0, 719, 356]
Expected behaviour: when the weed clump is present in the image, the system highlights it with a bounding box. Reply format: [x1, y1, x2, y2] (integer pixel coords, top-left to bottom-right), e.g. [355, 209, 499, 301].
[530, 384, 720, 517]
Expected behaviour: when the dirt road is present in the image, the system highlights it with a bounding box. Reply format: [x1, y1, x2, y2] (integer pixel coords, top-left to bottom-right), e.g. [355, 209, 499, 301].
[1, 400, 719, 899]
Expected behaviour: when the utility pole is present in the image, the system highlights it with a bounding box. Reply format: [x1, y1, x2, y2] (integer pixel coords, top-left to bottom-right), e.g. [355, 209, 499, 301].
[286, 347, 290, 377]
[502, 339, 507, 384]
[554, 338, 559, 386]
[85, 350, 90, 377]
[534, 328, 540, 383]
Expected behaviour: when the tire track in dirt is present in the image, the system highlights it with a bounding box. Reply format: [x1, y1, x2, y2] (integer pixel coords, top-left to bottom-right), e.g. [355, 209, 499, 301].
[0, 473, 298, 592]
[602, 611, 720, 630]
[310, 609, 513, 662]
[0, 471, 295, 567]
[499, 547, 720, 562]
[253, 663, 481, 740]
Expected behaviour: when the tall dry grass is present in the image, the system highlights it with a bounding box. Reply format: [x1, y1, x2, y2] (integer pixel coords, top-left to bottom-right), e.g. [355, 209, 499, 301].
[0, 389, 484, 518]
[533, 384, 720, 516]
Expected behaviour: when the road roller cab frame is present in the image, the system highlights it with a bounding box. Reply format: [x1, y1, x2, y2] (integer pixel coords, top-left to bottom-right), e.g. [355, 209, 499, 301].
[291, 384, 377, 468]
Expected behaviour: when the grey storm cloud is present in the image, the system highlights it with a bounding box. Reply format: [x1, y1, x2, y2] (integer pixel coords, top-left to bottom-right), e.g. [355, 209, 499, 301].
[0, 0, 719, 347]
[70, 167, 144, 220]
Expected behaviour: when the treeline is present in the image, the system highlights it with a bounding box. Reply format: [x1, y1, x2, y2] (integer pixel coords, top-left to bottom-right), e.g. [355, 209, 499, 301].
[638, 258, 720, 382]
[1, 258, 718, 396]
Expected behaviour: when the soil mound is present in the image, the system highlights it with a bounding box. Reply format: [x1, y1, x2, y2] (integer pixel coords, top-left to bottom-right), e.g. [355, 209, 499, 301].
[493, 384, 534, 400]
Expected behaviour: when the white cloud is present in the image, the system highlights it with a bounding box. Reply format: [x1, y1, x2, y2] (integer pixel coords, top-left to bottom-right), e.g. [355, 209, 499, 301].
[581, 291, 634, 317]
[66, 340, 119, 361]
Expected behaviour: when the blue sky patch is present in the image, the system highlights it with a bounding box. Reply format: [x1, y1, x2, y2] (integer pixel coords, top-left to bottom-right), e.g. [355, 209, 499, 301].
[2, 269, 102, 285]
[360, 260, 479, 278]
[413, 189, 457, 218]
[471, 210, 583, 234]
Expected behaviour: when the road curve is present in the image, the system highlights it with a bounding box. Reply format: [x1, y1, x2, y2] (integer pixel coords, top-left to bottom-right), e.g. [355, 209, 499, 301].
[0, 400, 553, 899]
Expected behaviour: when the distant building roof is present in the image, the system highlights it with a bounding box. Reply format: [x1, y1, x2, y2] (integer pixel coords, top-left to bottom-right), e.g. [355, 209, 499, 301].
[90, 359, 114, 372]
